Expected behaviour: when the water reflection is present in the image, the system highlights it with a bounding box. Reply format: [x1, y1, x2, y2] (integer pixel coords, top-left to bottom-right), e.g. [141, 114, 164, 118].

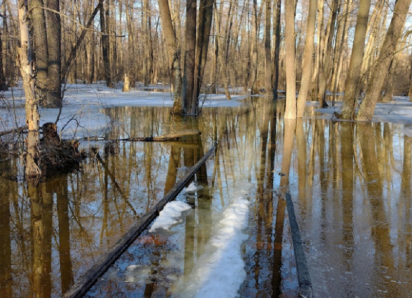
[0, 100, 412, 297]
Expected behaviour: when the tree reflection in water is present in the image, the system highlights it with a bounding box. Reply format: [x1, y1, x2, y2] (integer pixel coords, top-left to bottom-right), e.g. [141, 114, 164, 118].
[0, 101, 411, 297]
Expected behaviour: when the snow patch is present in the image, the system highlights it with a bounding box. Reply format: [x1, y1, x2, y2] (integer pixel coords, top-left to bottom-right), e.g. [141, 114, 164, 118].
[174, 184, 252, 298]
[183, 182, 203, 193]
[149, 201, 192, 232]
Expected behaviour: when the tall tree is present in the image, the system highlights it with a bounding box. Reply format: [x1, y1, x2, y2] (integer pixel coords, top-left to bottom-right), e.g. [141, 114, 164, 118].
[272, 0, 281, 100]
[297, 0, 318, 117]
[357, 0, 412, 121]
[29, 0, 48, 104]
[191, 0, 215, 114]
[158, 0, 184, 114]
[340, 0, 372, 119]
[264, 0, 272, 97]
[284, 0, 297, 119]
[18, 0, 41, 178]
[45, 0, 62, 108]
[183, 0, 197, 112]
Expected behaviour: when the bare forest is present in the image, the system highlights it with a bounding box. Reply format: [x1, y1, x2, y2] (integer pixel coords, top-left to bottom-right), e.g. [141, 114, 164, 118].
[1, 0, 412, 297]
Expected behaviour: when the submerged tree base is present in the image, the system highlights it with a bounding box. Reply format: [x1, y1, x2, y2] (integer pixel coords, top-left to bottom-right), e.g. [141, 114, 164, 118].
[39, 123, 85, 178]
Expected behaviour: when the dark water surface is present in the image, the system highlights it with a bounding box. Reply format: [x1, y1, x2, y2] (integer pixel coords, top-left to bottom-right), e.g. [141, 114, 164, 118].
[0, 99, 411, 297]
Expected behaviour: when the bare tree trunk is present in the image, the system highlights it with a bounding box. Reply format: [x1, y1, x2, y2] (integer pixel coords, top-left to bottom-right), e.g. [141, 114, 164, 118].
[100, 0, 112, 87]
[284, 0, 296, 119]
[272, 0, 281, 100]
[250, 0, 259, 95]
[29, 0, 48, 104]
[357, 0, 412, 121]
[158, 0, 184, 114]
[183, 0, 197, 112]
[18, 0, 41, 179]
[297, 0, 317, 117]
[341, 0, 371, 119]
[45, 0, 62, 108]
[317, 0, 339, 107]
[264, 0, 272, 97]
[191, 0, 215, 114]
[331, 0, 352, 105]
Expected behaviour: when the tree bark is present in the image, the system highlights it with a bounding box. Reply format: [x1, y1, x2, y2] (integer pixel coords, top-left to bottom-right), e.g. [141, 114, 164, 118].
[18, 0, 41, 179]
[29, 0, 48, 104]
[45, 0, 62, 108]
[297, 0, 317, 117]
[284, 0, 297, 119]
[158, 0, 184, 114]
[272, 0, 281, 100]
[264, 0, 272, 97]
[191, 0, 215, 114]
[357, 0, 412, 121]
[183, 0, 197, 112]
[341, 0, 371, 119]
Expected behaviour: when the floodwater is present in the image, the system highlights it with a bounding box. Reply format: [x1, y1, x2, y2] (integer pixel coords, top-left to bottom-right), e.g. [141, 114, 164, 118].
[0, 98, 411, 297]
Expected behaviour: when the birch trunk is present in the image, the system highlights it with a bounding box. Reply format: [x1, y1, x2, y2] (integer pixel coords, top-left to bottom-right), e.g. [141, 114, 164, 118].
[18, 0, 41, 179]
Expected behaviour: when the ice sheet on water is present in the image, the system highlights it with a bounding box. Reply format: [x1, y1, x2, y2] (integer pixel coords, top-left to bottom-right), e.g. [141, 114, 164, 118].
[149, 201, 192, 232]
[173, 182, 253, 298]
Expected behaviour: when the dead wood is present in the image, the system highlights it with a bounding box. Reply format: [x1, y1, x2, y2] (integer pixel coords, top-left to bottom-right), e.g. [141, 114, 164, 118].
[0, 125, 27, 137]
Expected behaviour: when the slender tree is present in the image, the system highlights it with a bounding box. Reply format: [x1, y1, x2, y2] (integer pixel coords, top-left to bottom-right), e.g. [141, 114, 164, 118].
[357, 0, 412, 121]
[297, 0, 318, 117]
[341, 0, 372, 119]
[284, 0, 297, 119]
[18, 0, 41, 178]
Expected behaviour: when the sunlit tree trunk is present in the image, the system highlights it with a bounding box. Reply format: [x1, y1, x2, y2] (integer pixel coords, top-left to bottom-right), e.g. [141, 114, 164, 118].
[341, 0, 371, 119]
[18, 0, 41, 179]
[284, 0, 296, 119]
[158, 0, 184, 114]
[357, 0, 412, 121]
[297, 0, 317, 117]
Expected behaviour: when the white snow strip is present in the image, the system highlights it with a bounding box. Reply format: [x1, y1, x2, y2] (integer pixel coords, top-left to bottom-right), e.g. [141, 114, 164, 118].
[149, 201, 192, 232]
[174, 194, 251, 298]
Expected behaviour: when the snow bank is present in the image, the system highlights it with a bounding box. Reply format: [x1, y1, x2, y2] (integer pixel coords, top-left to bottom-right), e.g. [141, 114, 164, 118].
[174, 187, 252, 298]
[149, 201, 192, 232]
[183, 182, 203, 193]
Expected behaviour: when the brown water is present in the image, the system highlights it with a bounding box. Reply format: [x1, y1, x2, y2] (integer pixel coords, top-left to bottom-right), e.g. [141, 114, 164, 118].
[0, 99, 411, 297]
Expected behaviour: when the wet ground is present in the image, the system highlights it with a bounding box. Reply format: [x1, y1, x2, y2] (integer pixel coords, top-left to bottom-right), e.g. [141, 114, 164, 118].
[0, 98, 411, 297]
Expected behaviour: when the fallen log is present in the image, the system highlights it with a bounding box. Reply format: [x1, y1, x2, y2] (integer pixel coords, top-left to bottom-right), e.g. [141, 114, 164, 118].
[285, 193, 313, 298]
[63, 144, 216, 298]
[119, 129, 201, 142]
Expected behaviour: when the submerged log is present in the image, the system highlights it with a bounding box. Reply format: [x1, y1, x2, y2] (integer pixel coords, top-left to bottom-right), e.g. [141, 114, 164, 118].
[119, 129, 201, 142]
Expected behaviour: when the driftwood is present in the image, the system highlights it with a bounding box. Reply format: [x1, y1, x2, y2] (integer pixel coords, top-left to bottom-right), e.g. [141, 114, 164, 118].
[63, 145, 216, 298]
